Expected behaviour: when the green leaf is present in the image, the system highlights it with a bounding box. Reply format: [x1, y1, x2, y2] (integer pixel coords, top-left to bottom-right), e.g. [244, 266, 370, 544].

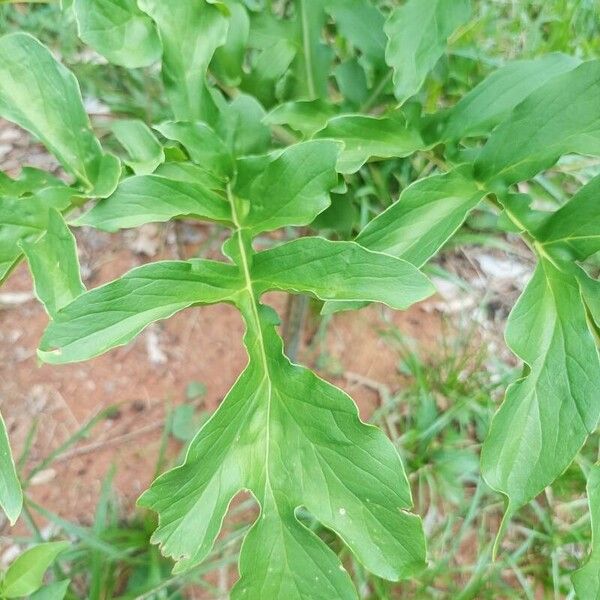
[0, 33, 120, 197]
[29, 580, 70, 600]
[324, 0, 386, 65]
[39, 260, 242, 364]
[481, 259, 600, 516]
[111, 119, 165, 176]
[440, 53, 580, 141]
[356, 168, 486, 267]
[76, 173, 231, 232]
[155, 121, 234, 180]
[242, 12, 296, 105]
[216, 94, 271, 157]
[252, 237, 434, 308]
[21, 209, 85, 317]
[0, 168, 63, 197]
[0, 193, 73, 282]
[572, 465, 600, 597]
[0, 412, 22, 526]
[315, 114, 424, 174]
[139, 304, 426, 594]
[138, 0, 229, 123]
[2, 542, 69, 598]
[264, 100, 337, 138]
[73, 0, 162, 69]
[475, 60, 600, 185]
[212, 0, 250, 86]
[238, 140, 340, 234]
[291, 0, 333, 100]
[538, 174, 600, 260]
[384, 0, 471, 103]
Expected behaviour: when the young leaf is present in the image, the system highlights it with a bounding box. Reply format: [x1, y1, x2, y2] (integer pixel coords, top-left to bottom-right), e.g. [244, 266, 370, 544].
[356, 168, 486, 267]
[111, 119, 165, 176]
[440, 53, 580, 141]
[481, 259, 600, 516]
[76, 173, 231, 232]
[239, 140, 340, 233]
[39, 260, 242, 364]
[0, 412, 22, 526]
[2, 542, 69, 598]
[138, 0, 229, 123]
[475, 60, 600, 185]
[0, 34, 120, 197]
[29, 580, 70, 600]
[537, 173, 600, 260]
[572, 465, 600, 597]
[21, 209, 85, 318]
[73, 0, 162, 69]
[252, 237, 434, 308]
[315, 115, 424, 174]
[155, 121, 234, 179]
[384, 0, 471, 103]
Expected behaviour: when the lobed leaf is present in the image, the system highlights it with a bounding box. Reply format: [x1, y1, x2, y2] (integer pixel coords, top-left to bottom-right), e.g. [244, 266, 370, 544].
[39, 260, 242, 364]
[475, 60, 600, 185]
[252, 237, 434, 309]
[384, 0, 471, 103]
[315, 115, 425, 174]
[481, 259, 600, 515]
[73, 0, 162, 69]
[0, 33, 120, 197]
[139, 306, 426, 595]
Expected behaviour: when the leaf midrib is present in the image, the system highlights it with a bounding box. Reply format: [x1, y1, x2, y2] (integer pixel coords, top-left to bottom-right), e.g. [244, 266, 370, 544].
[228, 183, 275, 503]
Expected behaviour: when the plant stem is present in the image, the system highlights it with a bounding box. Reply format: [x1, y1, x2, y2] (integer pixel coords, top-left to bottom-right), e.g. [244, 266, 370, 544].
[282, 293, 309, 362]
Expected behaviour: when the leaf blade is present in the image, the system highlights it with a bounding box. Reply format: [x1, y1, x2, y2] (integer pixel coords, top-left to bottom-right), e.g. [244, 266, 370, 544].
[2, 542, 69, 598]
[481, 260, 600, 514]
[39, 260, 242, 364]
[253, 237, 434, 309]
[74, 0, 162, 68]
[384, 0, 471, 103]
[0, 33, 120, 196]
